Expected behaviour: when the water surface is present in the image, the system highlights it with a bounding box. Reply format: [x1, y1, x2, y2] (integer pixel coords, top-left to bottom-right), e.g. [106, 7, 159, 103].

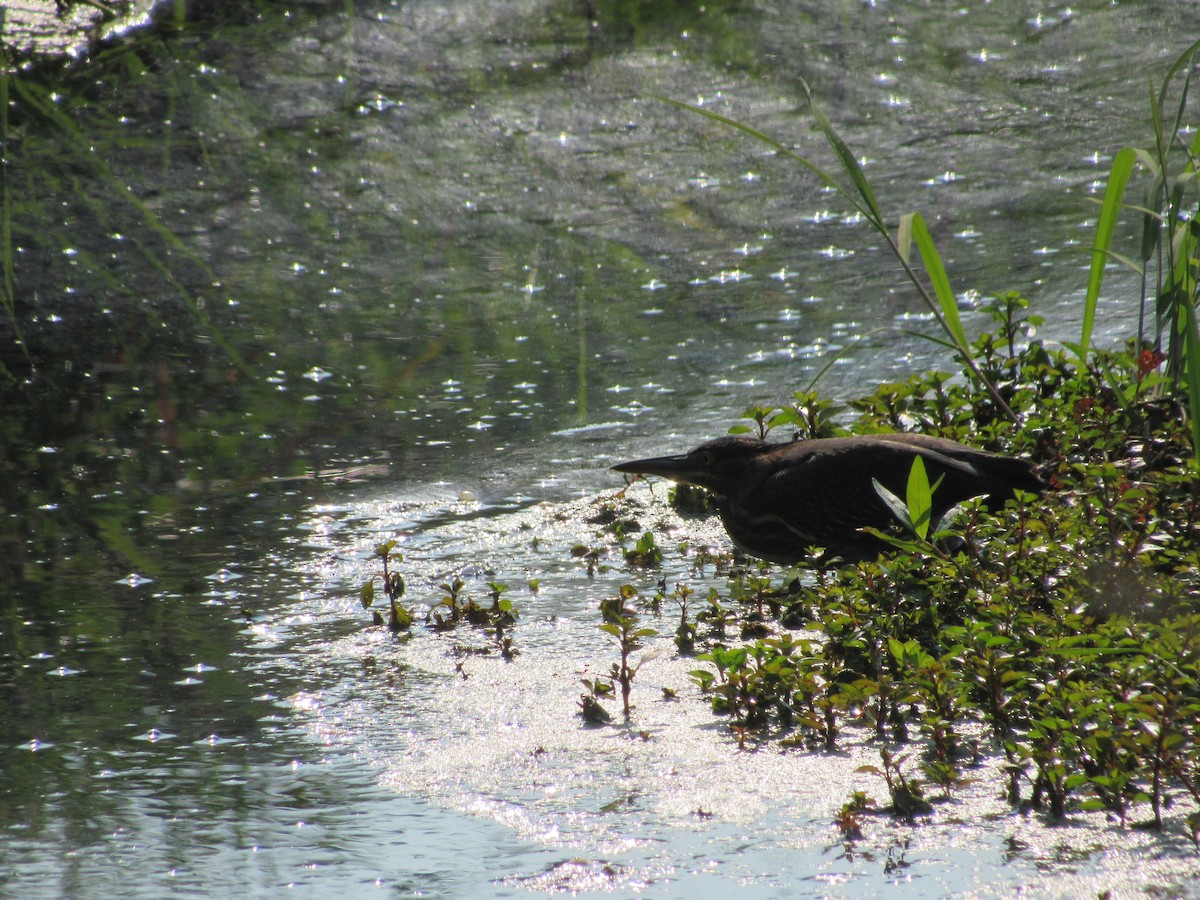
[2, 1, 1199, 896]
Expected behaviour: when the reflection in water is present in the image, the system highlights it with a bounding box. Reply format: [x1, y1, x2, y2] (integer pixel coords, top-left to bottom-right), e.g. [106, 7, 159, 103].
[4, 738, 562, 896]
[2, 0, 1198, 895]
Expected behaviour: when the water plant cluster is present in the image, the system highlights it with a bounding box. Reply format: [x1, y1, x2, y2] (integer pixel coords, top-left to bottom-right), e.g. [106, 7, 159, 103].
[357, 301, 1200, 836]
[360, 540, 520, 660]
[356, 42, 1200, 845]
[593, 41, 1200, 835]
[605, 308, 1200, 836]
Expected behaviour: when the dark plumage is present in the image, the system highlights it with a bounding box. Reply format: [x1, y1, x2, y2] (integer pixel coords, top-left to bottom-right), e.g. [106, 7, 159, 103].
[612, 433, 1044, 564]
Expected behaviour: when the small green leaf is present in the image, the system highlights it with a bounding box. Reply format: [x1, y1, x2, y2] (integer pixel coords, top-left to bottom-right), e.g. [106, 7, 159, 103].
[389, 602, 414, 631]
[859, 527, 927, 555]
[871, 478, 913, 532]
[905, 456, 933, 540]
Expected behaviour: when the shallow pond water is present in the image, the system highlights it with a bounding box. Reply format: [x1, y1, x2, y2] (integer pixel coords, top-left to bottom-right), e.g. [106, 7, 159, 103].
[2, 1, 1199, 896]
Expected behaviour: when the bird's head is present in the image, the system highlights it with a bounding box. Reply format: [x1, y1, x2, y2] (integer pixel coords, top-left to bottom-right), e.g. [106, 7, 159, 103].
[611, 435, 773, 495]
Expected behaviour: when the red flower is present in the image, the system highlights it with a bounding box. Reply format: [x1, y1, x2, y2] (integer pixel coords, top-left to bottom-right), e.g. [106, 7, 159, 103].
[1138, 348, 1167, 376]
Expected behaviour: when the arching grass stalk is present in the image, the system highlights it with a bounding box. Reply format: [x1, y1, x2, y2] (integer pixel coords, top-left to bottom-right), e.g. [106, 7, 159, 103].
[651, 85, 1017, 423]
[801, 327, 887, 395]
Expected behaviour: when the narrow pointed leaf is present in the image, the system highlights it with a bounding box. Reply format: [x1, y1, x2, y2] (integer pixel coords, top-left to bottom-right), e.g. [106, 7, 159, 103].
[1081, 146, 1138, 358]
[910, 212, 967, 351]
[897, 212, 914, 265]
[646, 92, 873, 223]
[905, 456, 933, 540]
[872, 478, 914, 532]
[1158, 37, 1200, 135]
[800, 80, 885, 229]
[859, 528, 929, 555]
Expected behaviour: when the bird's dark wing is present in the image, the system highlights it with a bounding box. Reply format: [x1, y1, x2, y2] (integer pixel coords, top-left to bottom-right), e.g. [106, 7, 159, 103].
[870, 432, 1044, 498]
[775, 441, 941, 535]
[727, 438, 1027, 560]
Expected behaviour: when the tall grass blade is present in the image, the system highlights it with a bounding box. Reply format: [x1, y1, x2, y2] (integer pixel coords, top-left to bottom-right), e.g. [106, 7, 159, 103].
[646, 93, 876, 223]
[799, 80, 886, 229]
[1101, 249, 1146, 275]
[1158, 37, 1200, 128]
[802, 329, 887, 393]
[910, 212, 968, 352]
[650, 91, 1018, 422]
[902, 330, 958, 353]
[1081, 146, 1137, 358]
[1152, 38, 1200, 464]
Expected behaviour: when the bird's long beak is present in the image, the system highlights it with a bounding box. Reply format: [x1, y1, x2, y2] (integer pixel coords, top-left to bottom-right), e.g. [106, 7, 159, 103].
[611, 453, 695, 483]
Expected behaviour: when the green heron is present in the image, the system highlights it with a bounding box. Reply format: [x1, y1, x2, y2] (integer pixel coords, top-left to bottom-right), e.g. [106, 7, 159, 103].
[612, 433, 1044, 564]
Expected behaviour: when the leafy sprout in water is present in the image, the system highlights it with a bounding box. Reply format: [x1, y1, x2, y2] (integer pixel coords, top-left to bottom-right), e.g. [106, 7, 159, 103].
[623, 531, 663, 567]
[359, 539, 413, 631]
[855, 748, 934, 820]
[598, 585, 660, 721]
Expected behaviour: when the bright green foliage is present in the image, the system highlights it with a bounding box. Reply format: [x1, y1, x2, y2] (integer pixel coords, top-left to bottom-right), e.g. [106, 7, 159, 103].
[855, 748, 934, 819]
[903, 458, 935, 540]
[733, 391, 845, 441]
[869, 455, 945, 547]
[653, 309, 1200, 826]
[667, 40, 1200, 459]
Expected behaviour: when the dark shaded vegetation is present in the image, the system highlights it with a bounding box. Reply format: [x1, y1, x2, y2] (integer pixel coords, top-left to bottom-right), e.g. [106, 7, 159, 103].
[595, 43, 1200, 836]
[603, 299, 1200, 835]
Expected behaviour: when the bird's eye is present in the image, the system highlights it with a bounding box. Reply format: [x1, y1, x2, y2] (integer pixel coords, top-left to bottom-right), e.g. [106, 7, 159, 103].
[693, 450, 715, 467]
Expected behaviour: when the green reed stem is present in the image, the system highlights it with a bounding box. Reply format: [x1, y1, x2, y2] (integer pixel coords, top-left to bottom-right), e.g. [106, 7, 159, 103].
[651, 88, 1017, 423]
